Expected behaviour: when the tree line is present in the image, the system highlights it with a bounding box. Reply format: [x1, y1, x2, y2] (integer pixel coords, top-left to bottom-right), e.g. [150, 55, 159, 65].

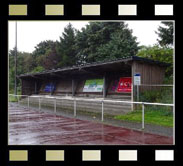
[9, 21, 173, 91]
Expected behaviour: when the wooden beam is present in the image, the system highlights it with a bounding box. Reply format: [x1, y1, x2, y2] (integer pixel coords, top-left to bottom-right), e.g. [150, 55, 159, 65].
[103, 75, 107, 98]
[21, 79, 24, 95]
[72, 80, 74, 97]
[50, 73, 63, 78]
[31, 75, 44, 80]
[72, 79, 78, 97]
[79, 68, 102, 75]
[35, 81, 37, 94]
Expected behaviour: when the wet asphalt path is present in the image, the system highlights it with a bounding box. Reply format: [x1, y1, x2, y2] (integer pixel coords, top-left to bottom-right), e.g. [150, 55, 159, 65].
[8, 103, 173, 145]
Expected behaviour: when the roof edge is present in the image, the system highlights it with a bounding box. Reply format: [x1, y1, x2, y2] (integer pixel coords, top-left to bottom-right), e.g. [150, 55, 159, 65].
[18, 56, 169, 78]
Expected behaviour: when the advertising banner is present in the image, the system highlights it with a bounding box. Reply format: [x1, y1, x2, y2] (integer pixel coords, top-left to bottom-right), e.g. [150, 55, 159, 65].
[83, 79, 104, 92]
[44, 83, 55, 92]
[117, 77, 132, 92]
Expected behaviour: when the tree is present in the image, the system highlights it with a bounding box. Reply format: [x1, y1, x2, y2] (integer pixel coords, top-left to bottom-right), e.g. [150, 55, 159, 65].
[96, 28, 138, 61]
[33, 40, 57, 58]
[56, 23, 77, 67]
[156, 22, 174, 47]
[41, 47, 59, 70]
[75, 22, 139, 64]
[9, 48, 33, 91]
[32, 40, 59, 70]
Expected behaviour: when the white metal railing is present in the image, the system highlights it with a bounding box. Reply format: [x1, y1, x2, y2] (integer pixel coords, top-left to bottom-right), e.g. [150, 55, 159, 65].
[9, 94, 174, 130]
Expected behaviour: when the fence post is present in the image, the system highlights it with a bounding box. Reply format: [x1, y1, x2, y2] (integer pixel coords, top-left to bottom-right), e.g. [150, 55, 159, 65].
[74, 99, 76, 117]
[142, 103, 145, 130]
[28, 96, 29, 109]
[39, 97, 41, 111]
[137, 85, 139, 102]
[101, 100, 104, 122]
[54, 98, 57, 113]
[17, 96, 19, 106]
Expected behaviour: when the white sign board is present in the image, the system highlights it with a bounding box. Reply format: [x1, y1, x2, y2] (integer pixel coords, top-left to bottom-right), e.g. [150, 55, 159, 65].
[134, 73, 141, 85]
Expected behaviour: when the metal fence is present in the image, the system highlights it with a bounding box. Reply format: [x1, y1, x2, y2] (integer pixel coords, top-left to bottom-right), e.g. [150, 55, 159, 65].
[9, 94, 174, 130]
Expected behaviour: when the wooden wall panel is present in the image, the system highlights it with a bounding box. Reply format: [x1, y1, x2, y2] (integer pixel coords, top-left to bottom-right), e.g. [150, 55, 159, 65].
[21, 79, 35, 95]
[132, 61, 166, 92]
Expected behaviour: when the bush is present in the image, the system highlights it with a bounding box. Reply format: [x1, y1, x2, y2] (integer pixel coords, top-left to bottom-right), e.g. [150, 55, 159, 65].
[139, 77, 173, 112]
[140, 90, 161, 103]
[139, 76, 173, 104]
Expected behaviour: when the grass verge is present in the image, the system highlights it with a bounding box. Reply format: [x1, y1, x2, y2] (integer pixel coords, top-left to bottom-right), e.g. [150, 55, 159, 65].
[114, 109, 173, 127]
[9, 95, 18, 102]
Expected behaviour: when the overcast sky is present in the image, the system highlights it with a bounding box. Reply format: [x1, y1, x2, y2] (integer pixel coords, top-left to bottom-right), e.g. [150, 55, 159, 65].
[8, 21, 162, 53]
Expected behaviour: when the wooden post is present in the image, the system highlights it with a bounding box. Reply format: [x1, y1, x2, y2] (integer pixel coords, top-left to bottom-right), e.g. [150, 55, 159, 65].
[137, 85, 139, 102]
[72, 79, 74, 97]
[103, 75, 107, 98]
[72, 79, 78, 97]
[21, 79, 24, 95]
[50, 82, 52, 96]
[35, 81, 37, 94]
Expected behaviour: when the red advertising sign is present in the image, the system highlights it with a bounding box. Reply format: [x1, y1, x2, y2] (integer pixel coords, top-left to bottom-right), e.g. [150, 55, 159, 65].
[117, 77, 132, 92]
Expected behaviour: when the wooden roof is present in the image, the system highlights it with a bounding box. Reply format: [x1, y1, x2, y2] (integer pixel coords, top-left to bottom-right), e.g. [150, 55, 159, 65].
[19, 56, 169, 79]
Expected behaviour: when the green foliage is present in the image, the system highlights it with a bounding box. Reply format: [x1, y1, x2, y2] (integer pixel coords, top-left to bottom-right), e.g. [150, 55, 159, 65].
[138, 75, 173, 113]
[138, 84, 173, 114]
[163, 75, 173, 84]
[156, 22, 174, 47]
[9, 48, 33, 90]
[96, 30, 138, 61]
[75, 22, 139, 64]
[140, 90, 162, 103]
[9, 95, 18, 102]
[114, 109, 173, 127]
[140, 87, 173, 104]
[32, 40, 59, 70]
[56, 23, 77, 67]
[30, 66, 45, 73]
